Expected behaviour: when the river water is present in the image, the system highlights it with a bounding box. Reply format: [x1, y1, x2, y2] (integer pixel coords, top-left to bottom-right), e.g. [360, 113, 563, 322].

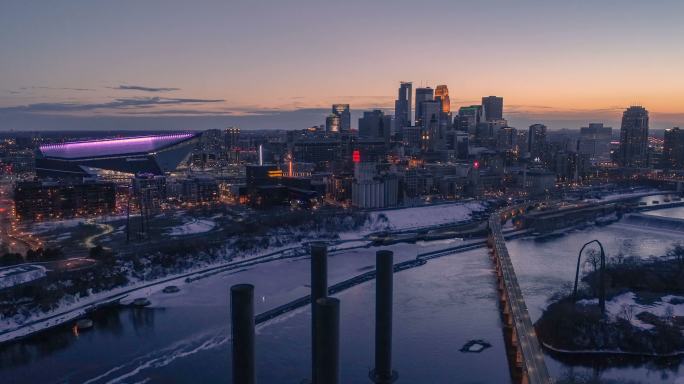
[1, 194, 683, 383]
[506, 194, 684, 384]
[0, 240, 511, 383]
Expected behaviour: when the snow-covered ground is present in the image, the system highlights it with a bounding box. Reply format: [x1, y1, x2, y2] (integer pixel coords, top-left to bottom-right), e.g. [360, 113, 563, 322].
[26, 214, 131, 234]
[167, 219, 216, 236]
[579, 292, 684, 330]
[29, 218, 89, 234]
[368, 201, 484, 232]
[0, 202, 483, 344]
[0, 265, 46, 289]
[584, 189, 665, 203]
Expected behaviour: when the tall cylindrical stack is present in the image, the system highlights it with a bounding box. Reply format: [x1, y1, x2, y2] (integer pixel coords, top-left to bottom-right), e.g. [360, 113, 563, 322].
[371, 250, 397, 383]
[315, 297, 340, 384]
[310, 242, 328, 383]
[230, 284, 255, 384]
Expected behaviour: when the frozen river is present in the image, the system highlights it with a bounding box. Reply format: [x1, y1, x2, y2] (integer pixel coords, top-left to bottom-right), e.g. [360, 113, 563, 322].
[0, 239, 511, 383]
[507, 198, 684, 384]
[2, 196, 684, 383]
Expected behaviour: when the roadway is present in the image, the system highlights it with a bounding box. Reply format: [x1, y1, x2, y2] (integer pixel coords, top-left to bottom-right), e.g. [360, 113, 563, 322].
[489, 207, 551, 384]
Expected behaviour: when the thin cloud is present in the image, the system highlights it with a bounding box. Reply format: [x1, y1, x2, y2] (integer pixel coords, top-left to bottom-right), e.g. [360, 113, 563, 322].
[20, 86, 95, 92]
[111, 85, 181, 92]
[0, 97, 224, 114]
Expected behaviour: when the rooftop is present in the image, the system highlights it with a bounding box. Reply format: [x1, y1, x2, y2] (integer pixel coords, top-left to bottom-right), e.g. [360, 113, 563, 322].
[38, 133, 197, 159]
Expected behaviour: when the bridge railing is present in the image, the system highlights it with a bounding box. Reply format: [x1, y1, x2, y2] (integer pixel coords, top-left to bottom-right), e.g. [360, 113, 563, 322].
[489, 205, 551, 384]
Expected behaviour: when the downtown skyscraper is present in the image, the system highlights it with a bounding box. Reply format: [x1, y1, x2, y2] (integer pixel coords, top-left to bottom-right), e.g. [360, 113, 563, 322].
[663, 127, 684, 170]
[434, 85, 450, 114]
[528, 123, 548, 160]
[618, 106, 649, 168]
[394, 82, 412, 130]
[414, 87, 434, 128]
[331, 104, 351, 132]
[482, 96, 503, 121]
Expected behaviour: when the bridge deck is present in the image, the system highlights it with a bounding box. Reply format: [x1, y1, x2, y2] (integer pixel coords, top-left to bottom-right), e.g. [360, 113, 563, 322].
[489, 209, 551, 384]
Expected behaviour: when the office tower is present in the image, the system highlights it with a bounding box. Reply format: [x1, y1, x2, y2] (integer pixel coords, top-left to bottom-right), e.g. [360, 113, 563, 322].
[414, 87, 434, 128]
[403, 126, 422, 150]
[419, 100, 441, 133]
[421, 113, 441, 152]
[394, 82, 412, 131]
[359, 110, 392, 145]
[434, 85, 450, 113]
[474, 119, 507, 148]
[528, 124, 547, 160]
[618, 106, 649, 167]
[496, 126, 517, 151]
[663, 127, 684, 169]
[225, 127, 240, 149]
[332, 104, 351, 132]
[482, 96, 503, 121]
[419, 100, 441, 151]
[579, 123, 612, 162]
[325, 114, 341, 133]
[455, 105, 482, 135]
[434, 85, 453, 147]
[454, 131, 469, 159]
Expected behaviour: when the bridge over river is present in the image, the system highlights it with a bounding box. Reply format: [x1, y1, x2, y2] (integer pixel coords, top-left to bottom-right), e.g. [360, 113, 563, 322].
[488, 205, 551, 384]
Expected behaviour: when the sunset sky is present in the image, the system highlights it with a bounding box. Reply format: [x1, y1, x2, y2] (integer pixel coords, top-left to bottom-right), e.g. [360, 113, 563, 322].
[1, 0, 683, 131]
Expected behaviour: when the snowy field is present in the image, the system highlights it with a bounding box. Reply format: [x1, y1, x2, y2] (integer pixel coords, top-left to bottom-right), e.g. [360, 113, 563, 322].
[579, 292, 684, 331]
[368, 201, 484, 231]
[0, 265, 46, 289]
[167, 219, 216, 236]
[26, 214, 131, 234]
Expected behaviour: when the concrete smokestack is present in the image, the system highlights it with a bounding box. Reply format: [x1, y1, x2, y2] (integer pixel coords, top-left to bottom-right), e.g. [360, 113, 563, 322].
[230, 284, 255, 384]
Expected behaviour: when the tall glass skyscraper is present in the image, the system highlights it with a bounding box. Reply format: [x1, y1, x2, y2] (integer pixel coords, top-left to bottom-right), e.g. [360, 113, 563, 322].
[482, 96, 503, 121]
[434, 85, 450, 113]
[394, 82, 412, 131]
[415, 87, 434, 128]
[332, 104, 351, 132]
[618, 106, 649, 167]
[528, 123, 547, 160]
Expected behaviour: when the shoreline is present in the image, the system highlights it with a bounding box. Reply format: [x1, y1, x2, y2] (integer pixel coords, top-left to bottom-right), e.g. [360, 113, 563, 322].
[0, 241, 317, 345]
[542, 342, 684, 358]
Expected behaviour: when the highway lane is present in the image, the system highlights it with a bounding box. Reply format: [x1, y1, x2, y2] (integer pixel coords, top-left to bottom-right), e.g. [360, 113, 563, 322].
[489, 208, 551, 384]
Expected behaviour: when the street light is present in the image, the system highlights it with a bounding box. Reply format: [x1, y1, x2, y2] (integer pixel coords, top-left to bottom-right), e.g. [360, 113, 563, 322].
[572, 239, 606, 314]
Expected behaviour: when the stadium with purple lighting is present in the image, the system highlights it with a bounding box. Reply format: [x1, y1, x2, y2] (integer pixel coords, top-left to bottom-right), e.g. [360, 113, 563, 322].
[36, 133, 200, 179]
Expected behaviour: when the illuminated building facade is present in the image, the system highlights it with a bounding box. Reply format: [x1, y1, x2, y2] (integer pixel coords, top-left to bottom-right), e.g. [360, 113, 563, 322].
[528, 124, 548, 160]
[332, 104, 351, 132]
[35, 133, 200, 180]
[579, 123, 612, 162]
[434, 85, 450, 113]
[325, 114, 341, 133]
[663, 127, 684, 170]
[14, 181, 116, 221]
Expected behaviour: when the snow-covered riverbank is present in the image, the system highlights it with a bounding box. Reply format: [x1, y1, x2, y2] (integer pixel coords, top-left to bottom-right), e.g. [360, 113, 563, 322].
[1, 201, 486, 345]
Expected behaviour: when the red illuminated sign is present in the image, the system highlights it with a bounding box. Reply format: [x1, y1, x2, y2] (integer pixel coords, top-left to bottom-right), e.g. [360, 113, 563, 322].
[352, 150, 361, 163]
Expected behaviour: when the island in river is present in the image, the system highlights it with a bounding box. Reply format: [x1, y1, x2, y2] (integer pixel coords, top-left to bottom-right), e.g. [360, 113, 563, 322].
[536, 244, 684, 356]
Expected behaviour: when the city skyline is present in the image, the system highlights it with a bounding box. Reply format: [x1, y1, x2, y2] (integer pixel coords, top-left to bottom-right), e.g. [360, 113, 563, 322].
[1, 0, 684, 131]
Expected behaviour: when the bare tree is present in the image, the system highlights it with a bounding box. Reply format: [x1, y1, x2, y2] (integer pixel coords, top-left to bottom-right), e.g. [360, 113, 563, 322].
[664, 305, 675, 325]
[585, 249, 601, 273]
[618, 304, 635, 321]
[667, 243, 684, 266]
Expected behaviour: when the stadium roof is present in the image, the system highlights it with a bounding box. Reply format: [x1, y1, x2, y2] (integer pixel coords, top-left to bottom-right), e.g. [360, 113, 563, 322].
[38, 133, 197, 159]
